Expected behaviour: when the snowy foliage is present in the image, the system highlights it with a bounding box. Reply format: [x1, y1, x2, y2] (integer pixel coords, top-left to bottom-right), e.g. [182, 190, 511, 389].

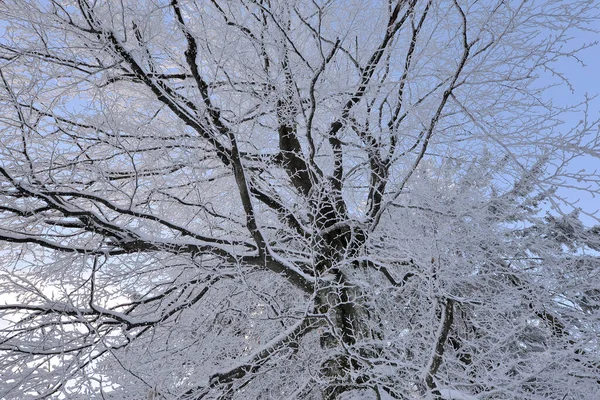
[0, 1, 599, 399]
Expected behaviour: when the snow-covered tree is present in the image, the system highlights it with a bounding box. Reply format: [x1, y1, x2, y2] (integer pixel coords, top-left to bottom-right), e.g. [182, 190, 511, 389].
[0, 1, 599, 399]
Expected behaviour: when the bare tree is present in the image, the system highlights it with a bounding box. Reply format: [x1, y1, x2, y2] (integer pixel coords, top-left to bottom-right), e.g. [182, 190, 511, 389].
[0, 1, 599, 399]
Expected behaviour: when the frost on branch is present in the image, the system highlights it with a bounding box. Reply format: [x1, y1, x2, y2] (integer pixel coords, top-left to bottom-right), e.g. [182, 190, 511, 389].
[0, 0, 599, 399]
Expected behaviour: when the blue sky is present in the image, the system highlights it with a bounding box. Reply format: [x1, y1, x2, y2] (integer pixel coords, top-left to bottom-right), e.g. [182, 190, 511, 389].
[545, 24, 600, 226]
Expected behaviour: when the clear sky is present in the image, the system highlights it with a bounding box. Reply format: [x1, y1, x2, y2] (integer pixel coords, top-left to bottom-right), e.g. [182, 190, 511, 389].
[545, 23, 600, 227]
